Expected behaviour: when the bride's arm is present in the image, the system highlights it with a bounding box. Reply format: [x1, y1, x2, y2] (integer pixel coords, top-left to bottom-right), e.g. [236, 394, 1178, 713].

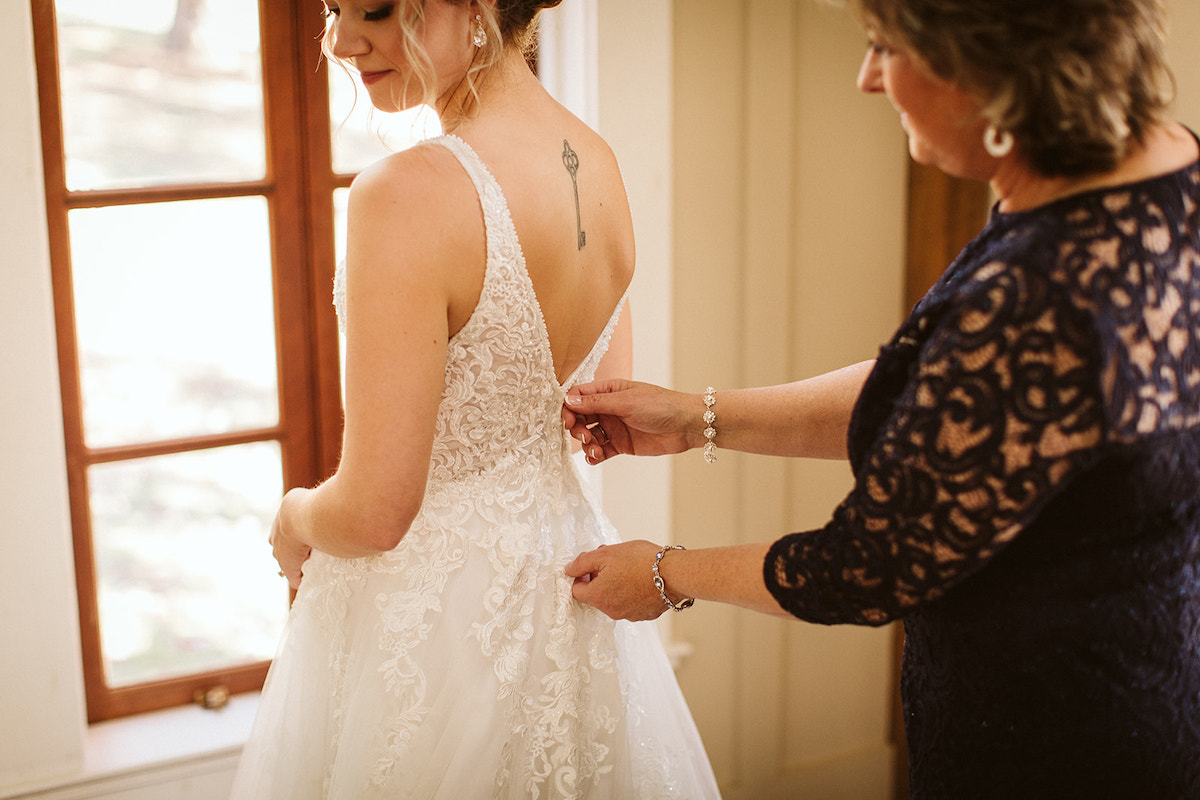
[273, 150, 478, 584]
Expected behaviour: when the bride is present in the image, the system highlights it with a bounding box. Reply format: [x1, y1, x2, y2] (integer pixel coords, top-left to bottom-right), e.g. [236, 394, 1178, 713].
[229, 1, 720, 798]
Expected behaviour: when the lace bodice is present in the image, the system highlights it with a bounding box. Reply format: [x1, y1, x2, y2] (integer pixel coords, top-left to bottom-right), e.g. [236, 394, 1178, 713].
[765, 153, 1200, 796]
[334, 135, 627, 486]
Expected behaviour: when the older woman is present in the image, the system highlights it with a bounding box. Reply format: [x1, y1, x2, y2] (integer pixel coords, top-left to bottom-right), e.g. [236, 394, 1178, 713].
[563, 0, 1200, 796]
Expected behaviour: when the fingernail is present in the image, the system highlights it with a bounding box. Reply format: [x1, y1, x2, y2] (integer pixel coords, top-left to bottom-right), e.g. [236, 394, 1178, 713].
[565, 394, 581, 406]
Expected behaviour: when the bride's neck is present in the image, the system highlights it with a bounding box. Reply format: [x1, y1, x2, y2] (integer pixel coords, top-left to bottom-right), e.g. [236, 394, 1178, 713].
[438, 49, 537, 136]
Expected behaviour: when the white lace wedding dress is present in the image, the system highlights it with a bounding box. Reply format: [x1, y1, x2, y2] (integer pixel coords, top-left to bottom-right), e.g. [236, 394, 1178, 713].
[230, 135, 721, 799]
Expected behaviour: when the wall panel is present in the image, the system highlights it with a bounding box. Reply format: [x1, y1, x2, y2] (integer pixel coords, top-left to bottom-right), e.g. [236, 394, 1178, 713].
[671, 1, 905, 797]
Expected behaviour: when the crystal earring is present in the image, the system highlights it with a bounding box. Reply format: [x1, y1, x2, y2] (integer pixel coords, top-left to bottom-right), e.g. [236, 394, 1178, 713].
[472, 14, 487, 48]
[984, 124, 1014, 158]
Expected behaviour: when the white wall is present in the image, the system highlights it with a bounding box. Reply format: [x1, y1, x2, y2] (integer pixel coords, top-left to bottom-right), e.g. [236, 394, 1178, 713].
[668, 2, 904, 796]
[1167, 0, 1200, 128]
[0, 0, 88, 792]
[592, 0, 678, 602]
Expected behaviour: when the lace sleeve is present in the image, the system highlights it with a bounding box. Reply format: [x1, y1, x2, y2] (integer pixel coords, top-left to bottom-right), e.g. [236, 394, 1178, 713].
[766, 261, 1106, 625]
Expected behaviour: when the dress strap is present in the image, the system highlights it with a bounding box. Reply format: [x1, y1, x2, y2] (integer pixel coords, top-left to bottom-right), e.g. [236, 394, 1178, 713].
[424, 135, 506, 237]
[423, 134, 524, 293]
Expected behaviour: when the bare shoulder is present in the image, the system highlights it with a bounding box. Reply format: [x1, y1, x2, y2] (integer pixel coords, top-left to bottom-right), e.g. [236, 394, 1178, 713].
[347, 142, 477, 225]
[344, 141, 484, 270]
[343, 142, 485, 329]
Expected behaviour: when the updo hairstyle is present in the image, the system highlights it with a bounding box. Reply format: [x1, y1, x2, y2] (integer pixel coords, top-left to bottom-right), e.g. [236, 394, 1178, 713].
[850, 0, 1176, 176]
[323, 0, 564, 129]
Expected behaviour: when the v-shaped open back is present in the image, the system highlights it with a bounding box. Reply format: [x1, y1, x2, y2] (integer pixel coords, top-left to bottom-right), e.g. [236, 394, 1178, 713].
[432, 134, 628, 392]
[331, 134, 628, 483]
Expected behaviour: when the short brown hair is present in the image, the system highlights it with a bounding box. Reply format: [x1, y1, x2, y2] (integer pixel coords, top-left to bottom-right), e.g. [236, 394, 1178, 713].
[849, 0, 1176, 176]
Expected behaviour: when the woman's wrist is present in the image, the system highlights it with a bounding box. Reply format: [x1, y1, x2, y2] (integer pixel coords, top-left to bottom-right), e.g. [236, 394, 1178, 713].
[681, 391, 713, 453]
[701, 387, 717, 462]
[653, 544, 695, 610]
[278, 487, 313, 546]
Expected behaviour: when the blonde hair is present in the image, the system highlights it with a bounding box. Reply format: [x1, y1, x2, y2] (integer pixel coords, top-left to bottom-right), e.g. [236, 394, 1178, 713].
[322, 0, 562, 130]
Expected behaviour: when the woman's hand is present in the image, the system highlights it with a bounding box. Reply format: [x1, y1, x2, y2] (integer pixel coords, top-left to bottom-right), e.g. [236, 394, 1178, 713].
[565, 540, 674, 621]
[270, 488, 313, 590]
[568, 539, 791, 621]
[563, 380, 700, 465]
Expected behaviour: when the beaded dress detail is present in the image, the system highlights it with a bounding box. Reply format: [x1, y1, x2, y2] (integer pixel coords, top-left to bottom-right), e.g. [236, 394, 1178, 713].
[231, 135, 720, 800]
[766, 151, 1200, 798]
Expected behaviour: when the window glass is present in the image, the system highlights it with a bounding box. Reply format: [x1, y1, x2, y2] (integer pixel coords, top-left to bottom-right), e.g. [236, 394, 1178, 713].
[90, 442, 286, 687]
[54, 0, 266, 190]
[333, 186, 350, 265]
[69, 197, 279, 448]
[39, 0, 349, 721]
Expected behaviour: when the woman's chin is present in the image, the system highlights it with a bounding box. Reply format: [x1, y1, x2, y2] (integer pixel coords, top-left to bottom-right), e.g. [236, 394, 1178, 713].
[362, 90, 398, 114]
[906, 138, 948, 173]
[907, 139, 932, 167]
[365, 95, 423, 116]
[360, 82, 416, 115]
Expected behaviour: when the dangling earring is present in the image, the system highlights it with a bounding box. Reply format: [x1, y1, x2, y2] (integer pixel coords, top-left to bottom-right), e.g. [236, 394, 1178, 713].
[472, 14, 487, 48]
[984, 124, 1014, 158]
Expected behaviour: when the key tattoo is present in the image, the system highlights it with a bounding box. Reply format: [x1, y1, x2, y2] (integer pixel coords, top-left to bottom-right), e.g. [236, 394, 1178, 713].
[562, 139, 587, 250]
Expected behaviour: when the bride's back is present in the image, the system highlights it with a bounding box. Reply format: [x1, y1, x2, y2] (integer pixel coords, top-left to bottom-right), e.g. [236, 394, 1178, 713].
[451, 61, 635, 386]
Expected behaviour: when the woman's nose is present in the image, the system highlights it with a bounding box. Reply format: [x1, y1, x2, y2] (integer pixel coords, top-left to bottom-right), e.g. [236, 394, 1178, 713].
[856, 48, 883, 94]
[328, 20, 369, 60]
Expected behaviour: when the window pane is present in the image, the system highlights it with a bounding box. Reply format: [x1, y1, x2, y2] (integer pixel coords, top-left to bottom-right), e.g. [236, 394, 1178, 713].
[328, 65, 440, 175]
[333, 187, 350, 265]
[70, 197, 279, 448]
[90, 443, 287, 687]
[54, 0, 266, 190]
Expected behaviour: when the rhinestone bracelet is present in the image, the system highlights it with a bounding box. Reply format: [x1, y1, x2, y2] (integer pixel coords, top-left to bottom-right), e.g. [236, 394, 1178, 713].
[702, 386, 717, 463]
[652, 544, 695, 612]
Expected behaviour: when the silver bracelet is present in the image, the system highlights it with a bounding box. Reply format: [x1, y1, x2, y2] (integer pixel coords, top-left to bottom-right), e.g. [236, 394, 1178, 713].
[652, 544, 695, 612]
[702, 386, 717, 463]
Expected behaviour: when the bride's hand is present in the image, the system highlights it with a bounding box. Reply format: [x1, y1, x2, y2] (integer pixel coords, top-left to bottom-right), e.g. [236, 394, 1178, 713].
[270, 489, 312, 590]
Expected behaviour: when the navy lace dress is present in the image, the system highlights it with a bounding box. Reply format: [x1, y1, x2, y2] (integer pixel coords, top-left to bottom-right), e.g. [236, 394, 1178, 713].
[765, 148, 1200, 799]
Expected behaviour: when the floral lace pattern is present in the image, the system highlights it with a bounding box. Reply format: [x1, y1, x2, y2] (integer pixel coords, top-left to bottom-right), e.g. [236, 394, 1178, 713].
[766, 158, 1200, 796]
[313, 135, 690, 798]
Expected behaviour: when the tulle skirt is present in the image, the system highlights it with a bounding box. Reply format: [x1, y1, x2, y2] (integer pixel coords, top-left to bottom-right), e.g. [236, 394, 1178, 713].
[230, 477, 720, 800]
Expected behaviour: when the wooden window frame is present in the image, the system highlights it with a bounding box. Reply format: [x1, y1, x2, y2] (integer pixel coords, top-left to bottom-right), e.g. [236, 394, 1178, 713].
[31, 0, 346, 723]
